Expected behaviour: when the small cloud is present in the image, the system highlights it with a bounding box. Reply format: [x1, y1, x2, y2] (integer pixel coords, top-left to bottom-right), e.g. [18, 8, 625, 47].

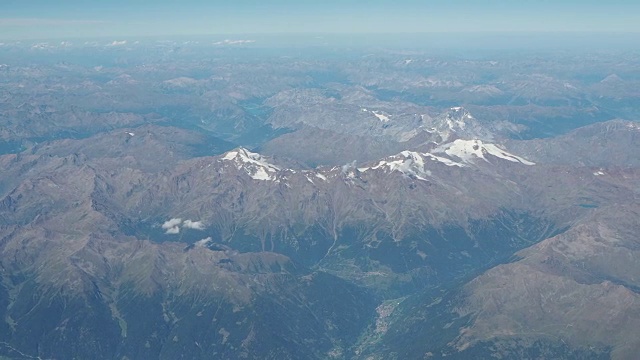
[165, 226, 180, 235]
[162, 218, 182, 230]
[183, 220, 205, 230]
[107, 40, 127, 47]
[31, 43, 51, 50]
[195, 237, 212, 247]
[162, 217, 204, 234]
[213, 39, 255, 46]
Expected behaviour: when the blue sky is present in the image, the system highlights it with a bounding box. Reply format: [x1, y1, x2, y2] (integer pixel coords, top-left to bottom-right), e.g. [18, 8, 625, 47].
[1, 0, 639, 39]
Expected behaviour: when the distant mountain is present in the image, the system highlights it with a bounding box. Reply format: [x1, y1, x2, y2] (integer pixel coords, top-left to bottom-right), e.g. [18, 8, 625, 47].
[507, 120, 640, 167]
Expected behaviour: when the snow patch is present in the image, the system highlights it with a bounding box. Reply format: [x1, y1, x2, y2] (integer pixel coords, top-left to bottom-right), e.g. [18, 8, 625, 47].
[251, 167, 272, 181]
[369, 152, 429, 180]
[361, 108, 391, 122]
[423, 153, 465, 167]
[362, 149, 466, 179]
[222, 148, 280, 181]
[422, 107, 480, 143]
[366, 151, 463, 180]
[444, 108, 472, 130]
[438, 139, 535, 165]
[372, 111, 390, 122]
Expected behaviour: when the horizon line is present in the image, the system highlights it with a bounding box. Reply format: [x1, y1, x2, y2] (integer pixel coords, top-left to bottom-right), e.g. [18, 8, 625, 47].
[3, 31, 640, 42]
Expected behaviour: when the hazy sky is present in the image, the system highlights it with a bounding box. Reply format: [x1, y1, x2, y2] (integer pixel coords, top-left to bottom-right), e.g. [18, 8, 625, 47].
[2, 0, 640, 40]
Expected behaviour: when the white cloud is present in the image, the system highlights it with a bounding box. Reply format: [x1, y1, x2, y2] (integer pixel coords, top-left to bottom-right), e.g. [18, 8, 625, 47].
[107, 40, 127, 47]
[165, 226, 180, 235]
[31, 43, 51, 50]
[162, 218, 204, 234]
[183, 220, 205, 230]
[195, 237, 212, 247]
[213, 39, 255, 46]
[162, 218, 182, 230]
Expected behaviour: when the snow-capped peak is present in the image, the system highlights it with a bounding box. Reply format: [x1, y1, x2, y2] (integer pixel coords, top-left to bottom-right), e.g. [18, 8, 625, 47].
[421, 106, 489, 143]
[600, 74, 623, 83]
[444, 107, 474, 130]
[360, 150, 465, 180]
[371, 151, 430, 180]
[436, 139, 535, 165]
[626, 122, 640, 131]
[221, 148, 280, 181]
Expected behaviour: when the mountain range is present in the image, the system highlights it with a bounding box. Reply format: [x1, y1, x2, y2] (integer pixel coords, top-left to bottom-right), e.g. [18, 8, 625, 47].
[0, 42, 639, 359]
